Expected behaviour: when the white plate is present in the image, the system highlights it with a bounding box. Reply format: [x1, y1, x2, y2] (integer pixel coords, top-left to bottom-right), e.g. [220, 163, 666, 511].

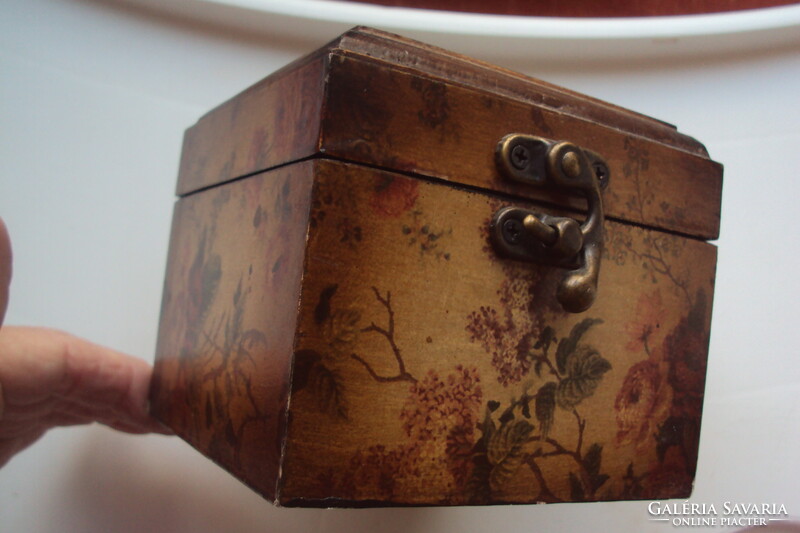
[124, 0, 800, 63]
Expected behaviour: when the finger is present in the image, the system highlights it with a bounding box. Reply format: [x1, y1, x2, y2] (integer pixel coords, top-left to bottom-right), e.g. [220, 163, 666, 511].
[0, 327, 171, 435]
[56, 333, 173, 435]
[47, 399, 167, 434]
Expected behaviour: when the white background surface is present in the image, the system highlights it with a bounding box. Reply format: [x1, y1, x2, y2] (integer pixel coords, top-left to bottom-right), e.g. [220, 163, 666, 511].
[1, 0, 799, 531]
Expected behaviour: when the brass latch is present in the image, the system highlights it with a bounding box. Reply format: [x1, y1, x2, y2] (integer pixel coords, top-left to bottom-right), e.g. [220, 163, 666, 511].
[490, 134, 609, 313]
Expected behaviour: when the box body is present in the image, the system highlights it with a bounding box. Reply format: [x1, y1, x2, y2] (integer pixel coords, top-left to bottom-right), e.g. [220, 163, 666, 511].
[150, 28, 721, 507]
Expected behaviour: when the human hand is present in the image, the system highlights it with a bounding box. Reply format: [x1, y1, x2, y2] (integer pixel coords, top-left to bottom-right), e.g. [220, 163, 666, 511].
[0, 218, 170, 468]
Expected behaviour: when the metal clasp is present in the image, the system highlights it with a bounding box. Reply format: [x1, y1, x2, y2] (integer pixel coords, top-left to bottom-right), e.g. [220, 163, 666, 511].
[490, 134, 609, 313]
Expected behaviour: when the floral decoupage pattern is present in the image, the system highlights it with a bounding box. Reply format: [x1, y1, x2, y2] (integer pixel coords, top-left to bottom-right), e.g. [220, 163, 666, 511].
[150, 155, 716, 505]
[279, 160, 717, 505]
[150, 162, 315, 499]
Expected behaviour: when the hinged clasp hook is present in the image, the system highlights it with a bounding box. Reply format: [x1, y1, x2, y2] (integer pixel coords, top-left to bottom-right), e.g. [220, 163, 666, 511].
[490, 134, 609, 313]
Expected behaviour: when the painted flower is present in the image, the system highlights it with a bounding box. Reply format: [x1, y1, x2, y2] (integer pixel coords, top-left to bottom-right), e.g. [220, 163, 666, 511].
[625, 289, 666, 353]
[399, 366, 482, 493]
[370, 175, 419, 217]
[339, 444, 415, 500]
[445, 424, 475, 488]
[662, 290, 709, 419]
[400, 366, 482, 442]
[466, 263, 559, 387]
[329, 367, 482, 502]
[466, 306, 531, 386]
[615, 357, 673, 449]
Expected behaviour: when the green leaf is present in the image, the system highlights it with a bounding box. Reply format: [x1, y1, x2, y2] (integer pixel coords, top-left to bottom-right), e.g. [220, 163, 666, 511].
[556, 345, 612, 408]
[569, 472, 585, 501]
[314, 284, 338, 325]
[583, 443, 603, 477]
[323, 309, 362, 354]
[534, 326, 557, 355]
[478, 403, 497, 448]
[200, 252, 222, 319]
[583, 443, 611, 493]
[535, 382, 557, 438]
[466, 454, 492, 505]
[487, 420, 534, 491]
[308, 361, 347, 419]
[556, 318, 603, 374]
[592, 473, 610, 493]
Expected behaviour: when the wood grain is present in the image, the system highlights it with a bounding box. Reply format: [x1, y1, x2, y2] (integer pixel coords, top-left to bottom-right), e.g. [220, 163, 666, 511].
[336, 27, 708, 156]
[174, 27, 721, 239]
[176, 55, 327, 196]
[321, 53, 722, 240]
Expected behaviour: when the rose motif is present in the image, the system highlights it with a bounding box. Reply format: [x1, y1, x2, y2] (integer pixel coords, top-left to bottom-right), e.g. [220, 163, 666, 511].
[662, 290, 709, 419]
[615, 357, 673, 449]
[664, 321, 707, 394]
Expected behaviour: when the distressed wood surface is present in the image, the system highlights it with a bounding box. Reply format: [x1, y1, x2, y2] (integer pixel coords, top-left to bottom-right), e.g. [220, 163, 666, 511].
[154, 28, 722, 508]
[321, 53, 722, 240]
[176, 55, 327, 196]
[149, 157, 718, 506]
[174, 27, 721, 239]
[150, 162, 315, 501]
[336, 27, 707, 155]
[277, 159, 716, 506]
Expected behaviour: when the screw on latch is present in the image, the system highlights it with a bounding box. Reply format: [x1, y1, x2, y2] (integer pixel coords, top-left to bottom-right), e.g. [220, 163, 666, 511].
[592, 160, 610, 187]
[502, 218, 524, 244]
[493, 134, 609, 313]
[510, 144, 530, 170]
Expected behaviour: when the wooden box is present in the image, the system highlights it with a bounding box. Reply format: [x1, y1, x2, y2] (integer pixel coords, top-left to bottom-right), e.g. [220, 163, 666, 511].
[149, 27, 722, 507]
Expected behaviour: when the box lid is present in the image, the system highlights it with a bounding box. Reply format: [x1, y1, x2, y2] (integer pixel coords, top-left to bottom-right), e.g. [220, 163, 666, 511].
[177, 27, 722, 240]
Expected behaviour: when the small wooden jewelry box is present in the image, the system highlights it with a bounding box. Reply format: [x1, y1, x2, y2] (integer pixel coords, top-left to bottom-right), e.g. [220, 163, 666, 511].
[150, 27, 722, 507]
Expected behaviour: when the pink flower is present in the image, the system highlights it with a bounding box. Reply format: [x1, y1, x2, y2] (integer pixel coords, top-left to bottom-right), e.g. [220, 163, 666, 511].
[615, 358, 673, 449]
[662, 293, 709, 420]
[400, 366, 482, 443]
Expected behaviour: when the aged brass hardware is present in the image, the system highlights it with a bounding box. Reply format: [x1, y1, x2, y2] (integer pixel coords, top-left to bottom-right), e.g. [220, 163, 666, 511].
[491, 134, 609, 313]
